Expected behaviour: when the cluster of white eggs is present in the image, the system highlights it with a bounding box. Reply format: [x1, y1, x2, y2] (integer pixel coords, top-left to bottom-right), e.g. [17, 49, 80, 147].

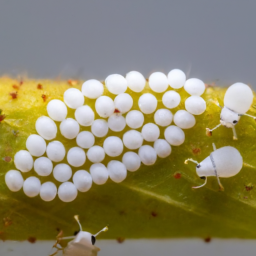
[5, 69, 207, 203]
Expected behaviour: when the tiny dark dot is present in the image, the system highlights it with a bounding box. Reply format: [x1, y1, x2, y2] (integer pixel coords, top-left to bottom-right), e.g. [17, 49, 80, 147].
[204, 237, 211, 243]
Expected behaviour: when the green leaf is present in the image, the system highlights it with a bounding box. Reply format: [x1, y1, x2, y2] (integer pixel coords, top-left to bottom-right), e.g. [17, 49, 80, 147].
[0, 78, 256, 241]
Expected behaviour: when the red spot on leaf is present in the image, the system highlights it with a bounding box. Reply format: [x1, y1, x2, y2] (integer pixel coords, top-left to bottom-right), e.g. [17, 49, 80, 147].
[174, 172, 182, 179]
[245, 185, 253, 191]
[12, 85, 19, 90]
[28, 237, 37, 243]
[10, 92, 18, 99]
[204, 236, 211, 243]
[151, 211, 157, 217]
[3, 156, 12, 162]
[114, 109, 121, 113]
[37, 84, 43, 89]
[41, 94, 47, 102]
[192, 148, 201, 155]
[67, 79, 78, 86]
[0, 114, 5, 122]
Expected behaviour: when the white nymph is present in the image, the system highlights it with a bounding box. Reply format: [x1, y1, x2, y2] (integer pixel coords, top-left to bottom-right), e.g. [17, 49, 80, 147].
[206, 82, 254, 140]
[185, 143, 243, 191]
[50, 215, 108, 256]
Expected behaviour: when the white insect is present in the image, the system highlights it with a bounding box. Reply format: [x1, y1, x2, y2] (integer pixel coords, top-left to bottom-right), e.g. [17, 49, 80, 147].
[206, 82, 255, 140]
[49, 215, 108, 256]
[185, 143, 243, 191]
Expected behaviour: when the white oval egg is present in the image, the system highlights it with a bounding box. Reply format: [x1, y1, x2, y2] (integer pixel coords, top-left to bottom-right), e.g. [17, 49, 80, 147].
[154, 139, 172, 158]
[90, 163, 109, 185]
[23, 176, 41, 197]
[87, 146, 105, 163]
[154, 109, 173, 127]
[184, 78, 205, 96]
[26, 134, 46, 157]
[185, 95, 206, 115]
[81, 79, 104, 99]
[138, 93, 157, 114]
[126, 110, 144, 129]
[58, 182, 78, 202]
[108, 114, 126, 132]
[224, 82, 253, 114]
[60, 118, 80, 139]
[91, 119, 109, 137]
[67, 147, 86, 167]
[46, 141, 66, 162]
[122, 152, 141, 172]
[64, 88, 84, 109]
[162, 91, 181, 109]
[75, 105, 95, 126]
[47, 99, 67, 122]
[164, 125, 185, 146]
[5, 170, 24, 192]
[95, 96, 115, 118]
[107, 160, 127, 183]
[167, 69, 186, 89]
[73, 170, 92, 192]
[138, 145, 157, 166]
[36, 116, 57, 140]
[40, 182, 57, 202]
[148, 72, 168, 93]
[114, 93, 133, 113]
[174, 110, 196, 129]
[76, 131, 95, 149]
[34, 157, 53, 176]
[53, 163, 72, 182]
[126, 71, 146, 92]
[123, 130, 143, 150]
[141, 123, 160, 142]
[103, 136, 123, 157]
[105, 74, 128, 94]
[14, 150, 33, 172]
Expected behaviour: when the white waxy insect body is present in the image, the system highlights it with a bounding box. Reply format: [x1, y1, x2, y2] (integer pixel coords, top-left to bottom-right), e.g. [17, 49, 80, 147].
[67, 147, 86, 167]
[34, 157, 53, 176]
[126, 71, 146, 92]
[184, 78, 205, 96]
[122, 152, 141, 172]
[162, 91, 181, 109]
[126, 110, 144, 129]
[73, 170, 92, 192]
[138, 93, 157, 114]
[46, 141, 66, 162]
[185, 96, 206, 115]
[123, 130, 143, 150]
[23, 176, 41, 197]
[87, 146, 105, 163]
[53, 163, 72, 182]
[26, 134, 46, 157]
[90, 163, 109, 185]
[5, 170, 24, 192]
[114, 93, 133, 113]
[107, 160, 127, 183]
[138, 145, 157, 166]
[148, 72, 169, 93]
[47, 99, 68, 122]
[60, 118, 80, 139]
[81, 79, 104, 99]
[75, 105, 95, 126]
[95, 96, 115, 118]
[174, 110, 196, 129]
[64, 88, 85, 109]
[185, 144, 243, 190]
[40, 182, 57, 202]
[105, 74, 128, 95]
[36, 116, 57, 140]
[58, 182, 78, 202]
[167, 69, 186, 89]
[14, 150, 34, 172]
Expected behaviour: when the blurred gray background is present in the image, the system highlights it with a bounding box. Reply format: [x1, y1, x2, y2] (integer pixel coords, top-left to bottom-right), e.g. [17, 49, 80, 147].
[0, 0, 256, 86]
[1, 1, 256, 255]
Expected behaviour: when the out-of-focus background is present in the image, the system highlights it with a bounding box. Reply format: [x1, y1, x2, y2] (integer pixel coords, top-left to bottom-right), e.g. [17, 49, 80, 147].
[1, 1, 256, 255]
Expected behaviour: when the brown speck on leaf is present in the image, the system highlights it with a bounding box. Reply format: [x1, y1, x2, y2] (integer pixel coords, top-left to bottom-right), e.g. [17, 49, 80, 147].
[204, 237, 211, 243]
[245, 184, 253, 191]
[114, 109, 121, 113]
[116, 237, 125, 243]
[10, 92, 18, 99]
[37, 84, 43, 89]
[151, 211, 157, 217]
[174, 172, 182, 179]
[0, 114, 6, 122]
[28, 237, 37, 243]
[206, 128, 212, 137]
[3, 217, 12, 227]
[12, 130, 19, 137]
[41, 94, 47, 102]
[67, 79, 78, 86]
[119, 210, 126, 216]
[192, 147, 201, 155]
[12, 85, 19, 90]
[3, 156, 12, 162]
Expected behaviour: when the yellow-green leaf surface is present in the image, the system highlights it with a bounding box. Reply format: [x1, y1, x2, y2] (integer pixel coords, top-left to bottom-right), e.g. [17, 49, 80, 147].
[1, 77, 256, 241]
